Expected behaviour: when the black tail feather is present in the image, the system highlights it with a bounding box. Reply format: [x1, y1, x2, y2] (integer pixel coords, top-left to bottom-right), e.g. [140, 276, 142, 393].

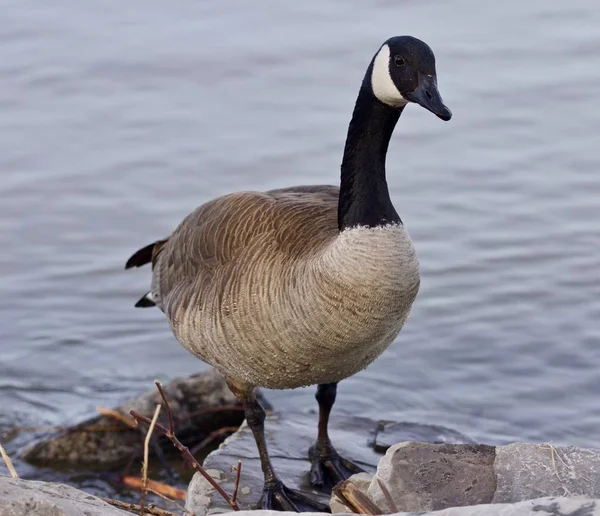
[135, 292, 156, 308]
[125, 243, 155, 269]
[125, 238, 167, 269]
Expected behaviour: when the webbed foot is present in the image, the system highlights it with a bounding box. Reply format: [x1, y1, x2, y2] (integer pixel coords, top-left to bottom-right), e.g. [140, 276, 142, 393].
[259, 480, 330, 512]
[309, 444, 365, 489]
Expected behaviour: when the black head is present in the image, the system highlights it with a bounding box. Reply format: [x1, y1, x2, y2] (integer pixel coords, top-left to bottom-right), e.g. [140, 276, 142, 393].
[368, 35, 451, 121]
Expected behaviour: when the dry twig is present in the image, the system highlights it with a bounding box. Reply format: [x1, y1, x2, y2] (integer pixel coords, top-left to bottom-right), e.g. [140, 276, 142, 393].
[140, 404, 162, 515]
[148, 486, 197, 516]
[97, 406, 137, 428]
[130, 381, 240, 511]
[0, 442, 18, 478]
[540, 443, 575, 496]
[121, 476, 186, 501]
[189, 426, 239, 456]
[231, 460, 242, 504]
[375, 478, 397, 513]
[187, 404, 244, 418]
[102, 498, 180, 516]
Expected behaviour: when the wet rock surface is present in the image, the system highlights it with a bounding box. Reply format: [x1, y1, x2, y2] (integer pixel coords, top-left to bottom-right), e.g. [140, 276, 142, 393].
[21, 369, 267, 470]
[186, 411, 475, 515]
[0, 477, 128, 516]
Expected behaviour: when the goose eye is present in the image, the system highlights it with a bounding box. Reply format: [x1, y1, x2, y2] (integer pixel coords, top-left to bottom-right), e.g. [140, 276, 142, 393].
[394, 56, 405, 67]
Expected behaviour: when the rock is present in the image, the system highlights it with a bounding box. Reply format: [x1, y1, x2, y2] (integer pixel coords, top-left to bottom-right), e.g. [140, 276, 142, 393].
[337, 442, 600, 514]
[22, 369, 269, 469]
[187, 469, 226, 516]
[367, 442, 496, 513]
[0, 477, 128, 516]
[224, 496, 600, 515]
[186, 411, 474, 515]
[493, 443, 600, 503]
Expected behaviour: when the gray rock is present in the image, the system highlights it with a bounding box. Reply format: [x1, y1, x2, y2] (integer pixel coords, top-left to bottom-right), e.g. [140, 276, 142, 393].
[367, 442, 496, 513]
[22, 369, 268, 469]
[186, 411, 474, 515]
[0, 477, 128, 516]
[493, 443, 600, 503]
[339, 442, 600, 514]
[222, 496, 600, 515]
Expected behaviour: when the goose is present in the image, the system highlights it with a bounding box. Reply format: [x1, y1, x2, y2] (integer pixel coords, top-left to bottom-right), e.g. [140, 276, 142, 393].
[126, 35, 451, 512]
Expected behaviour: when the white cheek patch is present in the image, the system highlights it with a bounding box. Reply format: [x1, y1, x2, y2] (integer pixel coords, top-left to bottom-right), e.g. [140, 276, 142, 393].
[371, 44, 408, 107]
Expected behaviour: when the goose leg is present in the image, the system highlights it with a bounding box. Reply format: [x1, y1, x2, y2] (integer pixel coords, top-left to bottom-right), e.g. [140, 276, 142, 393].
[309, 383, 364, 488]
[227, 380, 330, 513]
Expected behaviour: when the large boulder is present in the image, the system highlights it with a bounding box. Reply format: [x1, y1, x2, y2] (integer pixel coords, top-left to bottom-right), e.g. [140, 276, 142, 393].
[0, 477, 128, 516]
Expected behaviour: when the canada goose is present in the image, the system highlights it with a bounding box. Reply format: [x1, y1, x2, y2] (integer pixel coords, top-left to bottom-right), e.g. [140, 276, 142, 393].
[126, 35, 451, 512]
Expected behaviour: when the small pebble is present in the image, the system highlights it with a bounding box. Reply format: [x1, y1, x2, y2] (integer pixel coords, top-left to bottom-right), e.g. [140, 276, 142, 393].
[241, 486, 250, 495]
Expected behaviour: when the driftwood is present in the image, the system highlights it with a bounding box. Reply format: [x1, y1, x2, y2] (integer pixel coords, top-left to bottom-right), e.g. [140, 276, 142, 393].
[21, 369, 269, 469]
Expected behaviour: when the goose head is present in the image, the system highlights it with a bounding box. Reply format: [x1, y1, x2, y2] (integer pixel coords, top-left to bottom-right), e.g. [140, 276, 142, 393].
[368, 36, 452, 121]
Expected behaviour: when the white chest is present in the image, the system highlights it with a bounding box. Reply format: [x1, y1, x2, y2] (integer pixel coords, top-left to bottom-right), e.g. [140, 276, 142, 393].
[321, 223, 420, 297]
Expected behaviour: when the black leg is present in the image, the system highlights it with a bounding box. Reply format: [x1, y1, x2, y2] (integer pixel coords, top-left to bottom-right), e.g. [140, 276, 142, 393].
[227, 380, 330, 513]
[309, 383, 364, 489]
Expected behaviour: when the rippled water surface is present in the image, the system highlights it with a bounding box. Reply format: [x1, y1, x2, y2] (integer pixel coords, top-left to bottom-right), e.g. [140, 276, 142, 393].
[1, 0, 600, 480]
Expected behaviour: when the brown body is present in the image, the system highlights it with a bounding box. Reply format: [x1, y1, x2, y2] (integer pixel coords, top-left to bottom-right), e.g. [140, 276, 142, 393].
[132, 185, 419, 389]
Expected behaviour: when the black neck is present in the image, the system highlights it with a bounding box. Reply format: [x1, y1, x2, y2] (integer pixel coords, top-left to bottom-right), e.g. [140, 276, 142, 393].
[338, 85, 403, 231]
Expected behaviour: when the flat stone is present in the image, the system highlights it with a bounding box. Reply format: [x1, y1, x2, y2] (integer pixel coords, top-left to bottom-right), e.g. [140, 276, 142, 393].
[186, 411, 475, 515]
[222, 496, 600, 515]
[0, 477, 128, 516]
[493, 443, 600, 503]
[22, 369, 268, 469]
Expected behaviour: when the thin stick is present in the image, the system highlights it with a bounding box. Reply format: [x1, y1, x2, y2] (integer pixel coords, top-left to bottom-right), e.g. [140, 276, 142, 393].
[147, 487, 197, 516]
[97, 406, 137, 428]
[376, 477, 398, 513]
[130, 410, 238, 510]
[140, 404, 162, 516]
[231, 460, 242, 504]
[154, 381, 175, 435]
[120, 476, 186, 500]
[130, 383, 240, 511]
[0, 442, 18, 478]
[102, 498, 180, 516]
[187, 405, 244, 418]
[189, 426, 239, 456]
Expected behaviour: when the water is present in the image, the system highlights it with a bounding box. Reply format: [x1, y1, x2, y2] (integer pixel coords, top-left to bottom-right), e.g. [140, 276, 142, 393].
[1, 0, 599, 483]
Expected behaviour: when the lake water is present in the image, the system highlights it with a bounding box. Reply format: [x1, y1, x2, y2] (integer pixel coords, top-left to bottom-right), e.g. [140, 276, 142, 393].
[1, 0, 599, 483]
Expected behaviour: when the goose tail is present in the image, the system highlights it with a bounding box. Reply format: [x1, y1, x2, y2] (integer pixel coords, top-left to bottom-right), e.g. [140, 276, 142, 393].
[125, 238, 168, 269]
[135, 291, 156, 308]
[125, 238, 168, 309]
